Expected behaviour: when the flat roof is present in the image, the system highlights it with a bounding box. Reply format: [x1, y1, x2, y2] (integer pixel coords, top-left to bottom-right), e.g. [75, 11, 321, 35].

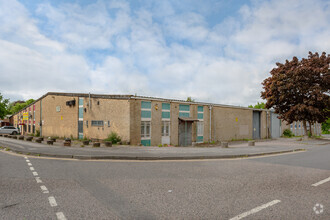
[12, 92, 271, 116]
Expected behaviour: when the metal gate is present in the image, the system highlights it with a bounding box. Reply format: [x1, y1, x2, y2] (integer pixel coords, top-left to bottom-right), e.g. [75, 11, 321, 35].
[270, 113, 281, 138]
[179, 120, 192, 146]
[253, 111, 260, 139]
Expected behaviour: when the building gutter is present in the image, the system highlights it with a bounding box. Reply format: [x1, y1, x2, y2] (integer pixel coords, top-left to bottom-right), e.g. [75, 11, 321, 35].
[209, 105, 213, 142]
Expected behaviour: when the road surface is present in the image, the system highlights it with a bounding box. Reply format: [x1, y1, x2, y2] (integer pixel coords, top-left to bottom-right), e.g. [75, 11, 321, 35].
[0, 143, 329, 219]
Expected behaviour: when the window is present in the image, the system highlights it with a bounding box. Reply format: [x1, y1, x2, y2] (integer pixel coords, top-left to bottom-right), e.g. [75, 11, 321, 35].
[162, 103, 170, 119]
[141, 101, 151, 119]
[198, 106, 204, 119]
[162, 121, 170, 136]
[179, 104, 190, 117]
[91, 120, 104, 126]
[28, 125, 31, 133]
[197, 121, 204, 136]
[141, 121, 151, 138]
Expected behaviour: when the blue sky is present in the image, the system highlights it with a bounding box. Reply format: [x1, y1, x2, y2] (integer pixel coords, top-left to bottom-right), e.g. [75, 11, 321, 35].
[0, 0, 329, 106]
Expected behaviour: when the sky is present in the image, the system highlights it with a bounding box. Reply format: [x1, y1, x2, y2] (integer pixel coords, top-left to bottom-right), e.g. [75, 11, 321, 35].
[0, 0, 329, 106]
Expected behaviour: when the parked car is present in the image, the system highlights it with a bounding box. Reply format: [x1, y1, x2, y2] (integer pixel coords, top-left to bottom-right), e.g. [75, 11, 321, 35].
[0, 126, 20, 135]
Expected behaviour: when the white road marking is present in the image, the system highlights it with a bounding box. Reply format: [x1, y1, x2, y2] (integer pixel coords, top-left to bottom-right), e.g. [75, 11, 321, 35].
[40, 185, 49, 193]
[32, 171, 38, 176]
[27, 163, 32, 166]
[56, 212, 67, 220]
[168, 190, 172, 193]
[312, 177, 330, 187]
[24, 157, 27, 159]
[26, 160, 30, 162]
[35, 177, 42, 183]
[30, 167, 35, 171]
[48, 196, 58, 207]
[229, 200, 281, 220]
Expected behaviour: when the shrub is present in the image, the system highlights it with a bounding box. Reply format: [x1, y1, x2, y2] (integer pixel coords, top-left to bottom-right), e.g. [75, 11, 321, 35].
[35, 130, 40, 137]
[283, 129, 294, 137]
[104, 132, 121, 144]
[158, 144, 163, 147]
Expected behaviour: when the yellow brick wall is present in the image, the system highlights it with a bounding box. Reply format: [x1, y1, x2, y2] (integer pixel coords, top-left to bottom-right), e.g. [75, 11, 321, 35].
[191, 104, 197, 142]
[41, 95, 78, 138]
[34, 100, 41, 134]
[151, 101, 162, 146]
[170, 102, 179, 146]
[212, 106, 253, 141]
[260, 111, 267, 139]
[129, 99, 141, 145]
[82, 98, 130, 141]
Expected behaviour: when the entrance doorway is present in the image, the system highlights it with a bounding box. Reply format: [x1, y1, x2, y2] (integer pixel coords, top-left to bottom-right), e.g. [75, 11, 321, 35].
[178, 118, 198, 146]
[253, 111, 261, 139]
[161, 121, 170, 145]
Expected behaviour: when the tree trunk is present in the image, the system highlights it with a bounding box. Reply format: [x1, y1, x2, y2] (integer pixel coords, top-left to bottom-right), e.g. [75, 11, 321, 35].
[303, 121, 308, 137]
[309, 121, 313, 136]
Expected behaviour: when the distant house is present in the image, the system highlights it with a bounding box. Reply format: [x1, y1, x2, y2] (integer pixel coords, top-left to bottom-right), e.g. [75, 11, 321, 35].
[0, 115, 12, 127]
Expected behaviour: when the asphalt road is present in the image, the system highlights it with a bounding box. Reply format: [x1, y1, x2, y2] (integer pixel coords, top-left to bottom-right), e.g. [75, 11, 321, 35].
[0, 144, 329, 219]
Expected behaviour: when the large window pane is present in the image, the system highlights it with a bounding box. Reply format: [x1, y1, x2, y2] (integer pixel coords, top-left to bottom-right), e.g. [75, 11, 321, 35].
[146, 122, 150, 137]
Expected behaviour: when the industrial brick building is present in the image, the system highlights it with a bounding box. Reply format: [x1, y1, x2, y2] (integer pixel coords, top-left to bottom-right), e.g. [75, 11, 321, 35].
[11, 92, 321, 146]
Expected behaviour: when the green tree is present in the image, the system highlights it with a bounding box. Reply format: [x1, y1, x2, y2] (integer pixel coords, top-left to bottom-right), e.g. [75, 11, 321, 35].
[322, 118, 330, 134]
[248, 102, 265, 109]
[0, 93, 10, 119]
[186, 97, 195, 102]
[8, 99, 35, 114]
[261, 52, 330, 136]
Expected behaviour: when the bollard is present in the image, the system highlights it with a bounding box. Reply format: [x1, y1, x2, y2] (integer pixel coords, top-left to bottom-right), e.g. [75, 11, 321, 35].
[26, 137, 33, 141]
[18, 136, 24, 140]
[36, 138, 43, 143]
[105, 141, 112, 147]
[93, 142, 101, 147]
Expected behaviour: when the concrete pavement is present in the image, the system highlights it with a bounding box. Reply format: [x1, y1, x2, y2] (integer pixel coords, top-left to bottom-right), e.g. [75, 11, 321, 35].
[1, 135, 328, 160]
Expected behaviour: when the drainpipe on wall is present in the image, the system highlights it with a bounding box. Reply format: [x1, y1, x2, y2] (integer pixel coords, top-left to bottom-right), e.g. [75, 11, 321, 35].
[40, 99, 42, 137]
[89, 92, 91, 110]
[209, 105, 212, 142]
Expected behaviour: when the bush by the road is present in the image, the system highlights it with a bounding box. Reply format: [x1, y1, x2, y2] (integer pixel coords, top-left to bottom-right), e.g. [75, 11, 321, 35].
[283, 129, 294, 137]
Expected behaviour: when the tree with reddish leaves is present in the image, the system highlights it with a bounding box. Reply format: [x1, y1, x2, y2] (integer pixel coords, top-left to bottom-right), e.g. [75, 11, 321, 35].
[261, 52, 330, 136]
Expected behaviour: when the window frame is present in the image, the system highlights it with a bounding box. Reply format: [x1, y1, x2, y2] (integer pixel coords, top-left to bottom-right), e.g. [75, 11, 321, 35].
[161, 121, 170, 137]
[91, 120, 104, 127]
[141, 121, 151, 139]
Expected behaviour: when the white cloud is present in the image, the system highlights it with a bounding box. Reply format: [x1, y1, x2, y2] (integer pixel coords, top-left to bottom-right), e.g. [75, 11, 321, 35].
[36, 0, 131, 51]
[0, 0, 329, 108]
[90, 56, 149, 95]
[163, 12, 209, 42]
